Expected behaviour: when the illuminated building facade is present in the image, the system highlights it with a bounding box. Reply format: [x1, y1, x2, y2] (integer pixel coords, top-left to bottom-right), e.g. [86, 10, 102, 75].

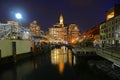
[83, 25, 100, 43]
[49, 15, 81, 44]
[29, 20, 40, 37]
[100, 4, 120, 47]
[106, 4, 120, 21]
[49, 15, 65, 43]
[0, 21, 22, 40]
[67, 24, 80, 44]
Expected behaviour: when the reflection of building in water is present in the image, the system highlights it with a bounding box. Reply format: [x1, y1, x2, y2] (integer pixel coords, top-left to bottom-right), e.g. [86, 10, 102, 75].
[51, 46, 73, 74]
[31, 60, 38, 70]
[3, 61, 33, 80]
[61, 46, 67, 54]
[73, 56, 76, 65]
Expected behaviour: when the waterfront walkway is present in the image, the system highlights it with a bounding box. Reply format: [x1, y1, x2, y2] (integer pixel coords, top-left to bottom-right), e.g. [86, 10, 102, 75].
[72, 45, 120, 67]
[96, 48, 120, 67]
[102, 47, 120, 58]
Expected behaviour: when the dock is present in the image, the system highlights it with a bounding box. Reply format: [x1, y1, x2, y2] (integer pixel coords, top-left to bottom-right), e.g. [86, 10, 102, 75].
[72, 47, 96, 56]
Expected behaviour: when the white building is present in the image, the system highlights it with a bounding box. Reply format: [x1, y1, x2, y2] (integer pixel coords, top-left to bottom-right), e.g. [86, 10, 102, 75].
[0, 21, 22, 40]
[100, 4, 120, 47]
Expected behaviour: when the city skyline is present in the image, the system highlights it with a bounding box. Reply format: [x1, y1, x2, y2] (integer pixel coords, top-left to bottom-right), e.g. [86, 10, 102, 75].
[0, 0, 120, 32]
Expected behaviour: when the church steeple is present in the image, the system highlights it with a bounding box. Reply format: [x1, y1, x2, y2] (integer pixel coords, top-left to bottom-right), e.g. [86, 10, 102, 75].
[59, 14, 64, 26]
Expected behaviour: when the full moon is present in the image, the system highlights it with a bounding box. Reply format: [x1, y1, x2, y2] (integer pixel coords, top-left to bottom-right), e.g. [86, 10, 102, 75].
[15, 13, 22, 19]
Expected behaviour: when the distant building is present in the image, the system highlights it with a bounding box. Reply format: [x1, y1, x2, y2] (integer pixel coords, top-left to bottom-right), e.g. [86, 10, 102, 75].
[49, 14, 66, 43]
[81, 24, 100, 47]
[67, 24, 80, 44]
[106, 4, 120, 21]
[100, 4, 120, 47]
[30, 20, 40, 37]
[84, 24, 100, 42]
[29, 20, 40, 37]
[29, 20, 41, 43]
[0, 21, 22, 40]
[48, 14, 81, 44]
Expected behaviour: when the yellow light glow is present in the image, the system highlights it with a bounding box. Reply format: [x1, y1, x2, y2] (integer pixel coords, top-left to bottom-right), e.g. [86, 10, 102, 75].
[68, 52, 72, 65]
[59, 62, 64, 74]
[71, 39, 76, 44]
[106, 11, 114, 20]
[50, 47, 73, 74]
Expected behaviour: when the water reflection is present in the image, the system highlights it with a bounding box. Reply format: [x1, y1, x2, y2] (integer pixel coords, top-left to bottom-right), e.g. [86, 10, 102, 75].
[51, 46, 75, 74]
[31, 60, 38, 70]
[0, 46, 113, 80]
[73, 55, 76, 65]
[0, 61, 35, 80]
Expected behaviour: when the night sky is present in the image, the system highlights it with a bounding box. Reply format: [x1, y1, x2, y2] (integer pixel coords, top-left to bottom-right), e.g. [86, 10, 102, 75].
[0, 0, 120, 32]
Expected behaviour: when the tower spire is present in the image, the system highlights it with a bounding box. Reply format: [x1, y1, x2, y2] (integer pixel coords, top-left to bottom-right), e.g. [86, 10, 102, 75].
[59, 14, 64, 25]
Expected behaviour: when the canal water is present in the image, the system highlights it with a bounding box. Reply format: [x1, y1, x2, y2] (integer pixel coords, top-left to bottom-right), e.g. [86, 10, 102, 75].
[0, 46, 113, 80]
